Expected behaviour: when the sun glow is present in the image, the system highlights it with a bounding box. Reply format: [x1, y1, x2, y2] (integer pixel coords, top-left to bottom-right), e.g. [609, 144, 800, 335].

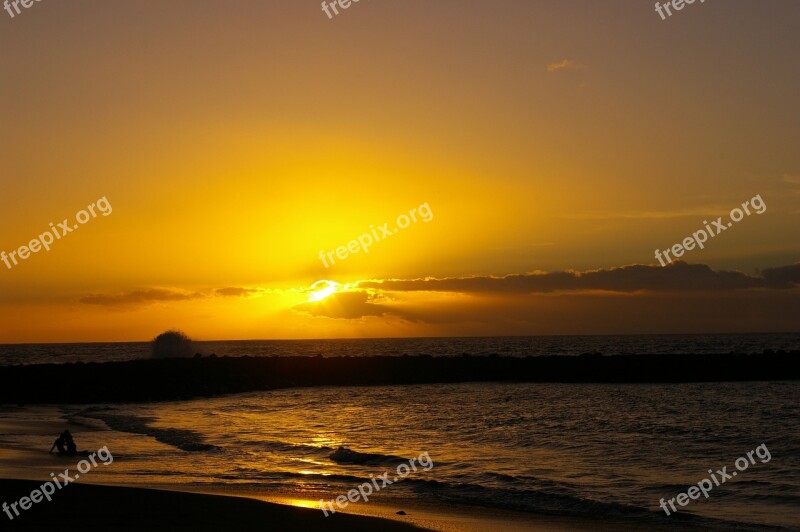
[308, 280, 341, 302]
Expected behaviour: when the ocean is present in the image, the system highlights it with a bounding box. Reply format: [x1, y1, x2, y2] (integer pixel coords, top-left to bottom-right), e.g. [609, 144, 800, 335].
[1, 333, 799, 366]
[1, 335, 799, 529]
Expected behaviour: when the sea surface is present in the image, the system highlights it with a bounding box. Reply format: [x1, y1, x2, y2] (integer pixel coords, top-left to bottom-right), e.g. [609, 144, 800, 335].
[1, 335, 799, 529]
[0, 382, 797, 529]
[1, 333, 798, 366]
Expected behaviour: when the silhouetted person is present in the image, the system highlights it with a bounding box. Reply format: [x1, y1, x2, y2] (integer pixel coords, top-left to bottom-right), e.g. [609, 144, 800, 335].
[50, 430, 77, 456]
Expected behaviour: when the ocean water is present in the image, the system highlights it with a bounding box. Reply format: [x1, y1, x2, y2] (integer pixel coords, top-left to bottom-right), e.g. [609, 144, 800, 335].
[2, 381, 796, 529]
[1, 336, 798, 528]
[1, 333, 799, 366]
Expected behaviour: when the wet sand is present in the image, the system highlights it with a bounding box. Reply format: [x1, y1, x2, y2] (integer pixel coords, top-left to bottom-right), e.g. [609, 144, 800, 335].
[1, 480, 709, 532]
[0, 479, 425, 531]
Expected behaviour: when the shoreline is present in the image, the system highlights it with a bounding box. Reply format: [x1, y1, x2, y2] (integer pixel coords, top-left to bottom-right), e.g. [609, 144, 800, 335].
[1, 392, 792, 531]
[0, 479, 425, 531]
[0, 480, 717, 532]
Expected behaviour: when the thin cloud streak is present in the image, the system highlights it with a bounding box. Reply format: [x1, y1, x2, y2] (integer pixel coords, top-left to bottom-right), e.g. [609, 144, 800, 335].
[80, 289, 204, 307]
[563, 207, 732, 220]
[547, 59, 585, 72]
[359, 262, 800, 294]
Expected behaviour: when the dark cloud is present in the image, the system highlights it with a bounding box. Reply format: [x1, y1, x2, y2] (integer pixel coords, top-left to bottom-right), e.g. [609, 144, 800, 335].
[294, 291, 395, 320]
[359, 262, 800, 294]
[80, 286, 268, 307]
[761, 264, 800, 289]
[215, 287, 263, 297]
[390, 289, 800, 335]
[80, 289, 203, 307]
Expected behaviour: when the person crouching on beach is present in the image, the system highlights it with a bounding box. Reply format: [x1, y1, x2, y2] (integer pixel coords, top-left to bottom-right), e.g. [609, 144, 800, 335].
[50, 430, 77, 456]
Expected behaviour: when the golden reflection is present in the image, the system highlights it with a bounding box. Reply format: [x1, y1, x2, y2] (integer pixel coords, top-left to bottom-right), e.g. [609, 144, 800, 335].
[285, 498, 322, 510]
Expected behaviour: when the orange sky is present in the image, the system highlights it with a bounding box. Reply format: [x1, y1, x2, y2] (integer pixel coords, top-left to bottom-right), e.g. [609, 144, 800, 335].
[1, 1, 798, 342]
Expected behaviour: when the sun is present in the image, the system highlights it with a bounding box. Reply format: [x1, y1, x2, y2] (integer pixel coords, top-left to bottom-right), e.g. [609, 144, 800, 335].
[308, 280, 341, 302]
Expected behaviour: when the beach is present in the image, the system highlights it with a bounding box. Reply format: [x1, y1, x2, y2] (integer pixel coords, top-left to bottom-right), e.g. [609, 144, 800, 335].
[0, 480, 424, 531]
[3, 368, 797, 531]
[0, 414, 424, 530]
[0, 480, 712, 532]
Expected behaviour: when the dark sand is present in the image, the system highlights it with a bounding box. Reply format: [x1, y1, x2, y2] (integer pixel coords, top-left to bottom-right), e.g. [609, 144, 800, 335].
[0, 480, 425, 531]
[0, 480, 720, 532]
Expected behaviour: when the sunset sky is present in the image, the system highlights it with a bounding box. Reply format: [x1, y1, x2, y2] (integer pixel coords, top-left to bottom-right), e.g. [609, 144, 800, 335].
[1, 1, 798, 342]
